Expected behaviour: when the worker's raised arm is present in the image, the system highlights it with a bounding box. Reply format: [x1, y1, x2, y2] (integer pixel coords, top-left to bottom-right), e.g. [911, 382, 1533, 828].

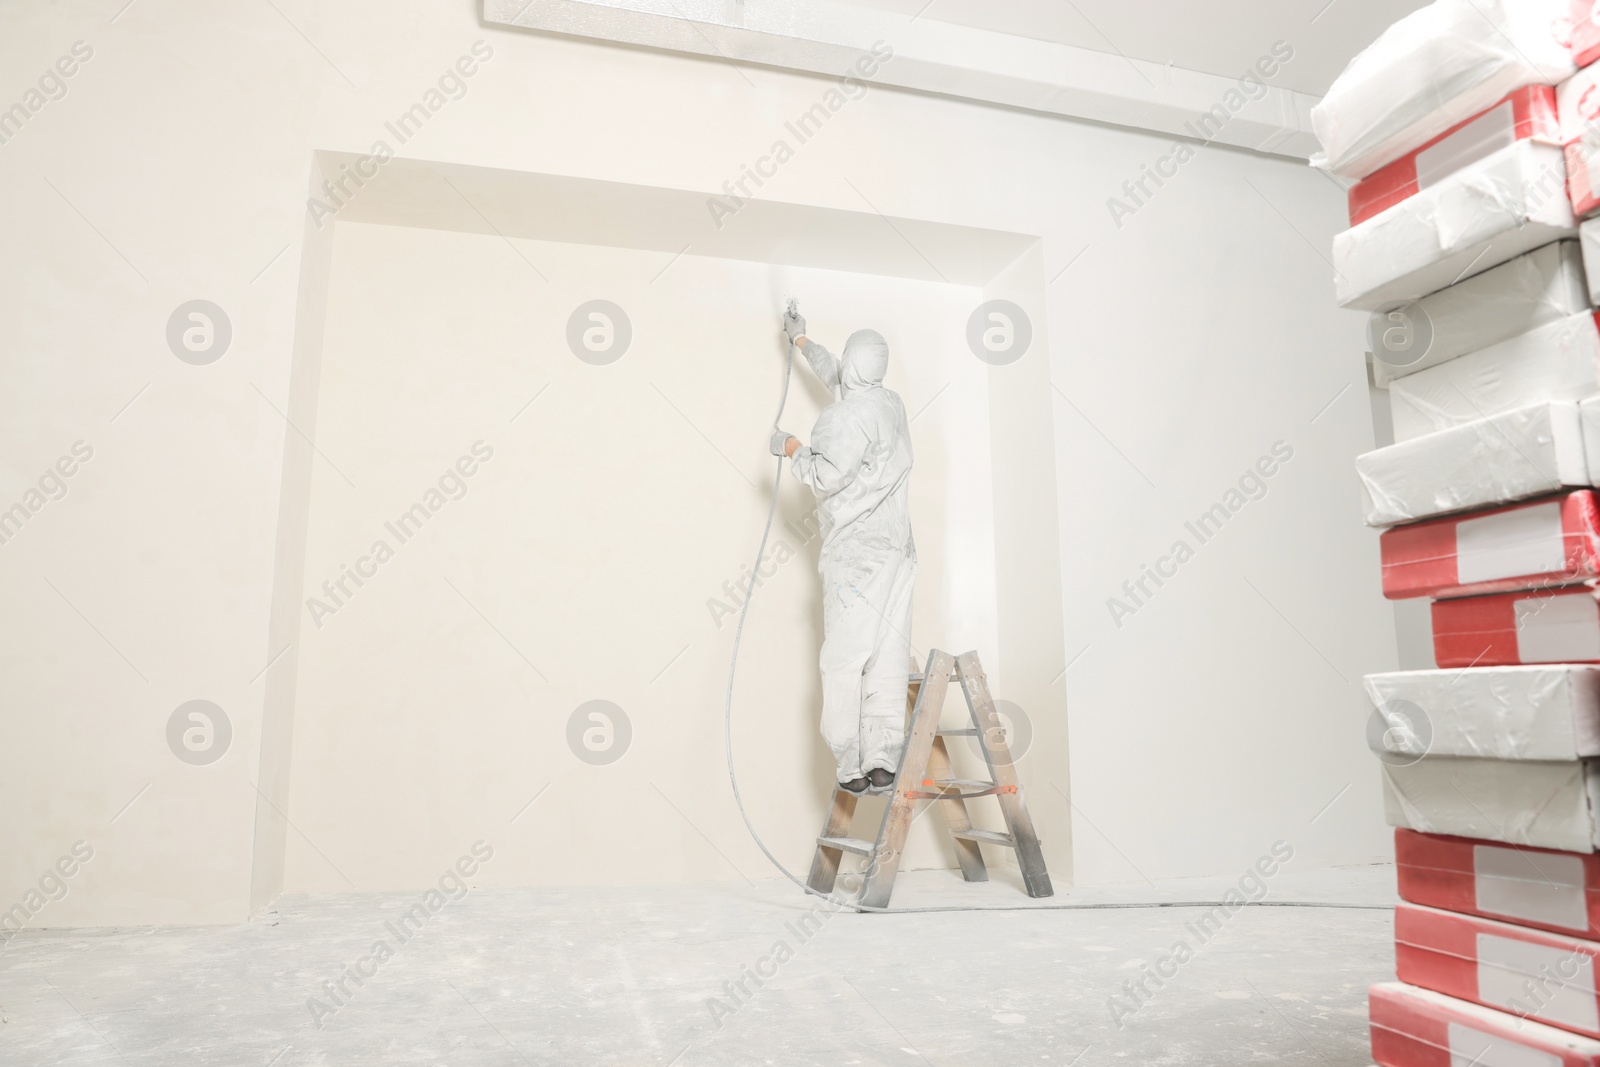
[783, 308, 840, 396]
[796, 338, 841, 396]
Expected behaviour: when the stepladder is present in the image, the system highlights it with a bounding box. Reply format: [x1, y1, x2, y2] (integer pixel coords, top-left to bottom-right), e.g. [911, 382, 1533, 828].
[806, 648, 1053, 909]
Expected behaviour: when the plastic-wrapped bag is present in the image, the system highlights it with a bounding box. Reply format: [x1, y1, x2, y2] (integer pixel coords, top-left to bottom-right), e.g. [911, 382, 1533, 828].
[1368, 241, 1589, 387]
[1577, 0, 1600, 68]
[1312, 0, 1573, 180]
[1355, 400, 1590, 526]
[1332, 140, 1574, 311]
[1387, 312, 1600, 441]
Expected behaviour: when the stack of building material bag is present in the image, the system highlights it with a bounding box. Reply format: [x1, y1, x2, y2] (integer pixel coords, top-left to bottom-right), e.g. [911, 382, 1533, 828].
[1312, 1, 1600, 1062]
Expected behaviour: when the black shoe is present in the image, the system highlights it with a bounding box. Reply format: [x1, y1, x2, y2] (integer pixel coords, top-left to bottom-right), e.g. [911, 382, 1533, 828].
[866, 768, 895, 794]
[840, 777, 869, 794]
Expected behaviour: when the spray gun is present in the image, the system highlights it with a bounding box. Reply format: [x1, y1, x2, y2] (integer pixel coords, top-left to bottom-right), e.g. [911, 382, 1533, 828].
[770, 300, 798, 443]
[784, 298, 801, 347]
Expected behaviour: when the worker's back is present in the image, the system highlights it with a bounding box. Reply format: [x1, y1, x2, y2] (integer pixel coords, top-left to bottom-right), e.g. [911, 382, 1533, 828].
[809, 382, 913, 558]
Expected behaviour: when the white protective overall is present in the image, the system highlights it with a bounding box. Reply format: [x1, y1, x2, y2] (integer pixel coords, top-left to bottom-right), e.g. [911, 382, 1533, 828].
[789, 329, 917, 784]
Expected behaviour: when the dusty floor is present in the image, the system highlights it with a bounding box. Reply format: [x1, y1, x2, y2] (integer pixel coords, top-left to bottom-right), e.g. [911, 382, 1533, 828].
[0, 866, 1394, 1066]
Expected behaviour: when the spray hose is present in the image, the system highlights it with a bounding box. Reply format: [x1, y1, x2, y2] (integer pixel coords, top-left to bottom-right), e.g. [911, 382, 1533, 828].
[720, 320, 1383, 916]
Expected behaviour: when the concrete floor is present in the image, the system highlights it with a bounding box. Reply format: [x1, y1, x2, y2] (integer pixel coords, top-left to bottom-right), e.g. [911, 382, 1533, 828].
[0, 865, 1395, 1066]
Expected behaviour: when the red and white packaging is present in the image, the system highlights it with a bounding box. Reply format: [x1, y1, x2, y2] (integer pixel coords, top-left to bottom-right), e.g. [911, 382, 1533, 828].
[1381, 492, 1600, 600]
[1567, 136, 1600, 219]
[1396, 902, 1600, 1038]
[1562, 61, 1600, 216]
[1350, 86, 1561, 225]
[1312, 0, 1574, 181]
[1371, 981, 1600, 1065]
[1578, 0, 1600, 68]
[1335, 141, 1576, 312]
[1561, 60, 1600, 143]
[1397, 829, 1600, 939]
[1432, 586, 1600, 667]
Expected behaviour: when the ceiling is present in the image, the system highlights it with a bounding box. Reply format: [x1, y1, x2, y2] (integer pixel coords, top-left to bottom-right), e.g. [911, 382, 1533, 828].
[487, 0, 1333, 155]
[842, 0, 1433, 97]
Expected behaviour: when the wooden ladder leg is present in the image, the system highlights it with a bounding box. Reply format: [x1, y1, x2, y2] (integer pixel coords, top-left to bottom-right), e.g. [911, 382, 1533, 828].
[924, 735, 988, 883]
[900, 664, 984, 880]
[956, 651, 1053, 898]
[807, 787, 859, 894]
[859, 649, 956, 909]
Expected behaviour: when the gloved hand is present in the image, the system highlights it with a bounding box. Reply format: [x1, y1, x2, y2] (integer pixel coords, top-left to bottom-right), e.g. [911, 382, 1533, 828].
[783, 308, 807, 346]
[770, 429, 797, 457]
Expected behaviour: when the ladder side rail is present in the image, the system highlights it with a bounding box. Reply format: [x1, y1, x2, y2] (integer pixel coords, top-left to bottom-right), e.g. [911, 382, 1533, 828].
[955, 650, 1054, 898]
[806, 788, 860, 893]
[858, 648, 957, 908]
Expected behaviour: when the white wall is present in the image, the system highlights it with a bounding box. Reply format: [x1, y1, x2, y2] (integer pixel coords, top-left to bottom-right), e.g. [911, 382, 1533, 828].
[1053, 155, 1389, 881]
[0, 0, 1391, 926]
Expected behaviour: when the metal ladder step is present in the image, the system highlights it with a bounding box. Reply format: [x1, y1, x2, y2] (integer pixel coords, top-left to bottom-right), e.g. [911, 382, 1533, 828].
[816, 836, 875, 856]
[924, 778, 993, 790]
[949, 828, 1016, 848]
[937, 727, 976, 737]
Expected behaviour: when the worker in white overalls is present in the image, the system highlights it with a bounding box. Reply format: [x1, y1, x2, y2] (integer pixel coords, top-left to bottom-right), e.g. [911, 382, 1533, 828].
[770, 308, 917, 796]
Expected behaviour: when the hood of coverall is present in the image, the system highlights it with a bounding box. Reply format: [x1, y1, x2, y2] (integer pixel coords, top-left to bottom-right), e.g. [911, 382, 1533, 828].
[839, 329, 888, 395]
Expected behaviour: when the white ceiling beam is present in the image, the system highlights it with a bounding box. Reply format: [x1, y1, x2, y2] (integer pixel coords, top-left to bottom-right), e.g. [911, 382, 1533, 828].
[483, 0, 1321, 159]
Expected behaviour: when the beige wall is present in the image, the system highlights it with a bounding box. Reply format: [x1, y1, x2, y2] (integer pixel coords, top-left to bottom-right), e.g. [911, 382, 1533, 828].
[0, 0, 1391, 927]
[283, 221, 1004, 890]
